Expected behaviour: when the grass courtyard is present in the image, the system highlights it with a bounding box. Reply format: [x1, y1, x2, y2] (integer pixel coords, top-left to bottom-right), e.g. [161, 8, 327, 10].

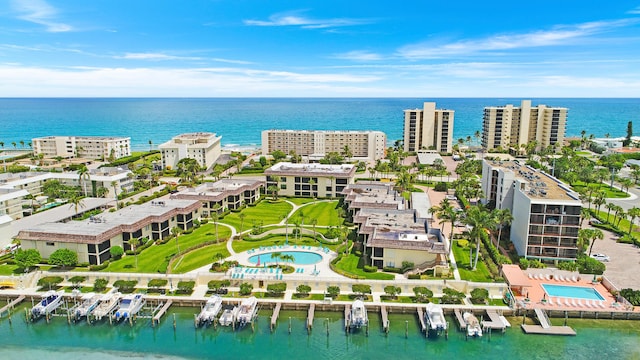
[290, 200, 344, 226]
[451, 240, 493, 283]
[220, 200, 292, 232]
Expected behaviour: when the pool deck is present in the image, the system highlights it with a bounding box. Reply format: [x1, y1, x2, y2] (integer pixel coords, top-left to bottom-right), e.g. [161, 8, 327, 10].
[516, 270, 635, 313]
[228, 244, 344, 279]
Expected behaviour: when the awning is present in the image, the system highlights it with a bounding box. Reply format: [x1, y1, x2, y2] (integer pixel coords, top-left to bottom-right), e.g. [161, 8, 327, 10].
[501, 264, 532, 287]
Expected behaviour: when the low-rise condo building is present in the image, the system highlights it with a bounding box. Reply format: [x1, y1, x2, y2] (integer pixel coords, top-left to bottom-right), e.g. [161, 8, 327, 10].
[341, 181, 406, 213]
[32, 136, 131, 160]
[17, 199, 201, 265]
[481, 100, 568, 151]
[481, 159, 582, 261]
[159, 132, 222, 170]
[0, 168, 133, 220]
[261, 129, 387, 161]
[403, 102, 454, 154]
[264, 162, 356, 198]
[170, 179, 264, 216]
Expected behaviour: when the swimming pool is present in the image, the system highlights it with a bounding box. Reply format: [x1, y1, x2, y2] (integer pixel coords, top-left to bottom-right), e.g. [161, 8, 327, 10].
[542, 284, 605, 300]
[248, 251, 322, 265]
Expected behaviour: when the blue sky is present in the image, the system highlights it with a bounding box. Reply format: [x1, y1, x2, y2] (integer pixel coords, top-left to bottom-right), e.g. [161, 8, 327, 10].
[1, 0, 640, 97]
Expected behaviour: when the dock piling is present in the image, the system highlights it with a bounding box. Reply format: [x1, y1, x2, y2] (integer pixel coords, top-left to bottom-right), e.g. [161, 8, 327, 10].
[173, 313, 176, 330]
[326, 318, 329, 336]
[405, 320, 408, 338]
[288, 316, 291, 334]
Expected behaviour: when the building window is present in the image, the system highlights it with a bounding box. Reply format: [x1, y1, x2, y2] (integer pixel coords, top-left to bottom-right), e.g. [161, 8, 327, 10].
[46, 242, 55, 246]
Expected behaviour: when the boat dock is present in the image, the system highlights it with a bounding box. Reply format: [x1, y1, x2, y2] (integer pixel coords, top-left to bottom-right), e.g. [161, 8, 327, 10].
[522, 308, 576, 336]
[481, 310, 510, 333]
[0, 295, 25, 317]
[416, 307, 426, 333]
[344, 305, 351, 330]
[380, 305, 389, 333]
[152, 300, 172, 327]
[307, 304, 315, 332]
[453, 309, 467, 331]
[270, 303, 281, 331]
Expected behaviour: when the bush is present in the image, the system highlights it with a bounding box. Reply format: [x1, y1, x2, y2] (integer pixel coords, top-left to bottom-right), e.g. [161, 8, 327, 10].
[413, 286, 433, 302]
[48, 248, 78, 267]
[441, 287, 465, 304]
[326, 286, 340, 298]
[620, 288, 640, 306]
[434, 182, 448, 192]
[296, 284, 311, 296]
[352, 284, 371, 295]
[239, 282, 253, 296]
[266, 282, 287, 296]
[528, 259, 546, 269]
[457, 239, 469, 248]
[382, 266, 403, 274]
[89, 260, 109, 271]
[518, 258, 529, 270]
[384, 285, 401, 297]
[408, 274, 421, 280]
[557, 261, 578, 272]
[37, 276, 63, 290]
[363, 265, 378, 273]
[208, 280, 231, 291]
[470, 288, 489, 304]
[577, 256, 606, 275]
[148, 279, 168, 289]
[94, 278, 108, 292]
[176, 281, 195, 295]
[110, 246, 124, 260]
[113, 280, 138, 293]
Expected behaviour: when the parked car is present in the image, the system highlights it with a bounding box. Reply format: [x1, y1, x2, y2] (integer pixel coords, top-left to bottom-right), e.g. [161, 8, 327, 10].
[589, 218, 602, 225]
[590, 253, 610, 262]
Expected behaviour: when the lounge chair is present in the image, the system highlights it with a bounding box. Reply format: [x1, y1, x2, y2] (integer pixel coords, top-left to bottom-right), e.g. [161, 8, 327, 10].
[576, 299, 583, 307]
[545, 274, 551, 281]
[547, 297, 554, 306]
[528, 273, 533, 279]
[571, 276, 577, 282]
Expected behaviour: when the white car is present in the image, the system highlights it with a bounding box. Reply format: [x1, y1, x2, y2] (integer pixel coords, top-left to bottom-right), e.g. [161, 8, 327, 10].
[590, 253, 610, 262]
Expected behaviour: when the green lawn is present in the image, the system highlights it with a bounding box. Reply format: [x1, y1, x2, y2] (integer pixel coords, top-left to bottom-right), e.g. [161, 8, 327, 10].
[0, 264, 19, 275]
[333, 253, 395, 280]
[232, 235, 334, 253]
[104, 223, 231, 273]
[290, 201, 343, 226]
[284, 197, 317, 206]
[594, 209, 640, 239]
[170, 243, 231, 274]
[571, 181, 629, 198]
[220, 201, 292, 232]
[451, 240, 493, 282]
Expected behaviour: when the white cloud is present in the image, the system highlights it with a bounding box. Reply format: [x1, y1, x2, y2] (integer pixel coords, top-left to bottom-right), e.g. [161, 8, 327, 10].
[116, 53, 202, 61]
[332, 50, 383, 61]
[627, 6, 640, 14]
[11, 0, 73, 32]
[398, 19, 637, 59]
[244, 11, 368, 29]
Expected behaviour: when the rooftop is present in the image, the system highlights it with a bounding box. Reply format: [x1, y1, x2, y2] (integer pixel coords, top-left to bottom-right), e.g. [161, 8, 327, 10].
[265, 162, 356, 177]
[485, 159, 580, 202]
[342, 182, 405, 210]
[171, 179, 263, 200]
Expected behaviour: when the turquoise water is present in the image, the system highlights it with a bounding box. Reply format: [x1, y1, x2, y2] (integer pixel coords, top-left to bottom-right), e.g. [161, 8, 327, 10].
[1, 98, 638, 151]
[248, 251, 323, 265]
[542, 284, 605, 301]
[0, 307, 639, 359]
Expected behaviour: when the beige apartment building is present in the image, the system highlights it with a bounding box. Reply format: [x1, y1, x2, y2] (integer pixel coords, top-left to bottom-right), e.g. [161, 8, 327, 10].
[159, 132, 222, 170]
[264, 162, 356, 198]
[481, 159, 582, 262]
[403, 102, 454, 154]
[481, 100, 568, 151]
[261, 130, 386, 161]
[32, 136, 131, 160]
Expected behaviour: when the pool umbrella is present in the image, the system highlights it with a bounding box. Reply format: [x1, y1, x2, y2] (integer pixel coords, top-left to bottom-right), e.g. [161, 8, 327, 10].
[256, 255, 260, 266]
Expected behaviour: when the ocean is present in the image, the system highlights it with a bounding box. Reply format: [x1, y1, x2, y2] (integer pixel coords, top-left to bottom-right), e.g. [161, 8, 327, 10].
[0, 98, 638, 152]
[0, 307, 639, 360]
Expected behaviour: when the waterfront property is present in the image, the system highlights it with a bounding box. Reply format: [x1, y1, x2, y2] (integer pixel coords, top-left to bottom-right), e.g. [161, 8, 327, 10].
[481, 100, 568, 152]
[264, 162, 356, 198]
[261, 129, 387, 161]
[341, 181, 406, 213]
[16, 199, 201, 265]
[403, 102, 455, 154]
[158, 132, 222, 170]
[170, 178, 264, 216]
[32, 136, 131, 160]
[481, 159, 582, 261]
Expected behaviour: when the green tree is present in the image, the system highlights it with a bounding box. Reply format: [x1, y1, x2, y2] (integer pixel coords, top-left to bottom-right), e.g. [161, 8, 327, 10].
[326, 286, 340, 298]
[464, 206, 496, 270]
[296, 284, 312, 296]
[627, 207, 640, 235]
[383, 285, 401, 299]
[148, 279, 168, 292]
[351, 284, 371, 296]
[430, 198, 458, 253]
[239, 282, 253, 296]
[266, 282, 287, 296]
[109, 245, 124, 260]
[48, 248, 78, 268]
[37, 276, 63, 290]
[171, 226, 184, 254]
[14, 248, 41, 269]
[494, 208, 514, 247]
[93, 278, 108, 292]
[77, 165, 91, 197]
[176, 280, 195, 294]
[623, 121, 633, 147]
[68, 275, 86, 289]
[67, 192, 85, 217]
[413, 286, 433, 303]
[238, 212, 246, 239]
[271, 150, 287, 162]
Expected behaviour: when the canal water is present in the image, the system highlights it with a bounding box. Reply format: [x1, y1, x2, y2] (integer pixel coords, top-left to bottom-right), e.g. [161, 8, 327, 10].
[0, 306, 638, 360]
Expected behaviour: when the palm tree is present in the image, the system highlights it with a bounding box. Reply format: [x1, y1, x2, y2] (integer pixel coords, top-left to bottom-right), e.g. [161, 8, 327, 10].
[587, 229, 604, 256]
[19, 140, 24, 148]
[494, 208, 514, 248]
[68, 193, 85, 217]
[430, 198, 457, 253]
[627, 207, 640, 235]
[238, 213, 246, 240]
[96, 186, 109, 198]
[128, 237, 142, 269]
[110, 181, 119, 210]
[211, 204, 221, 242]
[309, 217, 318, 242]
[11, 142, 16, 149]
[270, 252, 282, 267]
[281, 214, 290, 244]
[464, 206, 496, 270]
[593, 191, 606, 213]
[474, 130, 481, 147]
[77, 165, 90, 197]
[267, 185, 279, 200]
[148, 140, 153, 152]
[605, 202, 616, 223]
[280, 254, 295, 267]
[171, 226, 183, 255]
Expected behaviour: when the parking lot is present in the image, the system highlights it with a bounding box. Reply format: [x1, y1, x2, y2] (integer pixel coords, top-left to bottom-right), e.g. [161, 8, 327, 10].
[590, 227, 640, 290]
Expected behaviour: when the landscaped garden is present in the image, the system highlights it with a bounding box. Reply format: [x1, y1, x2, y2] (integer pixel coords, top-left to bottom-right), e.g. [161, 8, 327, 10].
[290, 200, 344, 226]
[220, 200, 292, 232]
[451, 239, 493, 283]
[170, 243, 230, 274]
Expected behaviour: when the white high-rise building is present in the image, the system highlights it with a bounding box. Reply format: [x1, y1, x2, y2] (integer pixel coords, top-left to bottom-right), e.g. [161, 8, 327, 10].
[159, 132, 222, 170]
[403, 102, 454, 154]
[261, 130, 386, 161]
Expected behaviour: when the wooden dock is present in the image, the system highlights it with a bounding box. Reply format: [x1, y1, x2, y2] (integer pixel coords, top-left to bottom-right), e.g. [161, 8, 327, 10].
[307, 304, 315, 331]
[521, 324, 576, 336]
[0, 295, 25, 317]
[453, 309, 467, 331]
[416, 307, 426, 333]
[482, 310, 510, 332]
[270, 303, 281, 331]
[344, 305, 351, 330]
[152, 300, 172, 326]
[380, 305, 389, 333]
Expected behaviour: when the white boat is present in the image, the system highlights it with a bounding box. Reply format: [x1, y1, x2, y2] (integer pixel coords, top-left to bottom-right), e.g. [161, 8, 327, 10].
[196, 295, 223, 326]
[92, 291, 121, 320]
[75, 293, 102, 320]
[463, 311, 483, 337]
[349, 299, 368, 328]
[115, 294, 145, 321]
[219, 307, 238, 327]
[31, 290, 63, 318]
[235, 296, 258, 327]
[425, 303, 448, 333]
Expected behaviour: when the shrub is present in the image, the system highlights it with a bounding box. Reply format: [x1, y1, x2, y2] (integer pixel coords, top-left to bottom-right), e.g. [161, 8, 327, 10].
[528, 259, 546, 269]
[401, 261, 415, 272]
[68, 276, 86, 288]
[176, 281, 195, 295]
[620, 288, 640, 306]
[557, 261, 578, 272]
[148, 279, 168, 289]
[266, 282, 287, 296]
[577, 256, 606, 275]
[363, 265, 378, 273]
[518, 258, 529, 270]
[37, 276, 63, 290]
[470, 288, 489, 304]
[413, 286, 433, 302]
[326, 286, 340, 298]
[296, 284, 311, 296]
[207, 280, 231, 291]
[384, 285, 401, 298]
[89, 260, 109, 271]
[113, 280, 138, 293]
[382, 266, 403, 274]
[239, 282, 253, 296]
[48, 248, 78, 268]
[434, 182, 448, 192]
[441, 287, 465, 304]
[407, 274, 421, 280]
[94, 278, 108, 292]
[110, 245, 124, 260]
[352, 284, 371, 295]
[457, 239, 469, 248]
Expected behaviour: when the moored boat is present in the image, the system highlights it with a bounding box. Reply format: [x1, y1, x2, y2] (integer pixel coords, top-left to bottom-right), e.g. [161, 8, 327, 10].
[235, 296, 258, 327]
[75, 293, 102, 320]
[196, 295, 223, 327]
[114, 294, 145, 321]
[31, 290, 63, 319]
[92, 291, 121, 320]
[463, 311, 483, 337]
[219, 307, 238, 327]
[425, 303, 448, 334]
[349, 299, 368, 328]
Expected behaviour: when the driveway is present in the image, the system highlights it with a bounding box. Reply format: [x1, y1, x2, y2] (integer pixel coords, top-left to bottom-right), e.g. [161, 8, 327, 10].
[590, 227, 640, 290]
